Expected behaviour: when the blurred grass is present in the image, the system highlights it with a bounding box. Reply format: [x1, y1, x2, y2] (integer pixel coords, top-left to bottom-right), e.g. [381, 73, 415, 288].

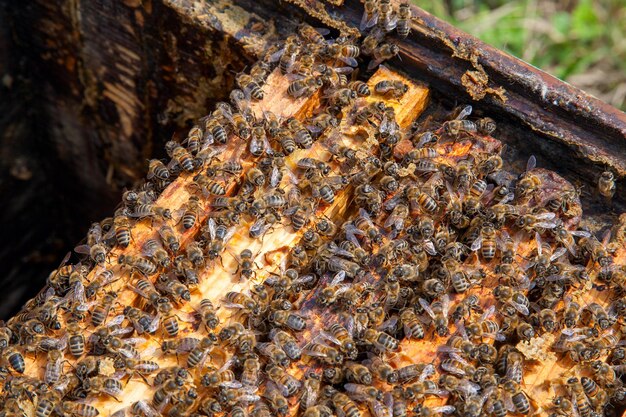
[415, 0, 626, 110]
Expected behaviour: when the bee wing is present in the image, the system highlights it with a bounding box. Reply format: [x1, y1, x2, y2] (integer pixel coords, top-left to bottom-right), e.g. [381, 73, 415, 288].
[378, 316, 398, 333]
[505, 361, 522, 382]
[570, 230, 591, 237]
[135, 401, 160, 417]
[296, 158, 317, 170]
[499, 192, 515, 204]
[177, 310, 198, 323]
[140, 239, 160, 257]
[483, 332, 506, 342]
[383, 15, 398, 31]
[550, 247, 568, 261]
[329, 270, 346, 286]
[535, 221, 557, 229]
[319, 331, 341, 346]
[419, 363, 436, 382]
[415, 131, 437, 148]
[534, 232, 542, 256]
[249, 218, 268, 237]
[358, 208, 375, 226]
[327, 242, 355, 259]
[496, 230, 510, 248]
[107, 314, 126, 328]
[383, 214, 403, 230]
[526, 155, 537, 171]
[222, 302, 246, 310]
[449, 351, 470, 367]
[39, 337, 67, 351]
[360, 10, 377, 31]
[454, 105, 472, 120]
[480, 305, 496, 321]
[344, 224, 365, 246]
[340, 56, 359, 67]
[455, 321, 469, 339]
[208, 218, 217, 241]
[423, 240, 437, 256]
[125, 337, 147, 346]
[441, 294, 450, 317]
[366, 56, 387, 71]
[457, 380, 480, 397]
[270, 166, 282, 188]
[343, 315, 355, 337]
[436, 345, 461, 355]
[418, 298, 436, 319]
[434, 405, 456, 415]
[508, 301, 530, 316]
[470, 236, 482, 252]
[74, 244, 91, 255]
[536, 212, 556, 220]
[383, 193, 404, 211]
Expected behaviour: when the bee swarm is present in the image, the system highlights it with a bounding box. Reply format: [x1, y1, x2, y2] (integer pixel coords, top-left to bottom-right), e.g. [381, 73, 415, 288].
[2, 4, 626, 417]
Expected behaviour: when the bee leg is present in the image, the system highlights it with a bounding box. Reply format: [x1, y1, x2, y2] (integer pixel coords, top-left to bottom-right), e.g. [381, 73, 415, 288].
[137, 371, 151, 387]
[108, 393, 122, 403]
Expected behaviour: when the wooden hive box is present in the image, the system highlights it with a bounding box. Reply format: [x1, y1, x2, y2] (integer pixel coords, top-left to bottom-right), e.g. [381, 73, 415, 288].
[1, 1, 626, 417]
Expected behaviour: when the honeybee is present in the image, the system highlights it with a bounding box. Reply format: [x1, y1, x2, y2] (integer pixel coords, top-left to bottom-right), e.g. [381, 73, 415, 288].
[407, 186, 439, 214]
[293, 372, 321, 414]
[42, 348, 63, 384]
[321, 322, 357, 359]
[598, 171, 616, 198]
[450, 294, 481, 323]
[419, 295, 450, 337]
[123, 306, 157, 335]
[443, 120, 477, 138]
[332, 392, 361, 417]
[365, 355, 398, 384]
[374, 80, 408, 99]
[579, 231, 614, 267]
[304, 340, 344, 365]
[288, 76, 323, 99]
[258, 342, 290, 367]
[91, 291, 117, 327]
[367, 43, 400, 70]
[119, 254, 158, 277]
[515, 212, 558, 233]
[186, 336, 216, 368]
[361, 329, 399, 353]
[264, 383, 290, 417]
[155, 274, 191, 304]
[61, 402, 100, 417]
[178, 195, 201, 230]
[266, 364, 301, 397]
[223, 291, 260, 316]
[566, 377, 592, 417]
[470, 222, 497, 260]
[140, 239, 170, 269]
[270, 329, 302, 361]
[165, 141, 194, 172]
[203, 116, 228, 145]
[396, 3, 412, 37]
[236, 73, 264, 100]
[493, 285, 530, 316]
[74, 241, 108, 265]
[377, 0, 397, 32]
[276, 36, 300, 74]
[582, 302, 615, 330]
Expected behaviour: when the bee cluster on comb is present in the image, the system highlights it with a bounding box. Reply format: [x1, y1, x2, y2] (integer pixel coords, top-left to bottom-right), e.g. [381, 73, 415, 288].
[1, 2, 625, 417]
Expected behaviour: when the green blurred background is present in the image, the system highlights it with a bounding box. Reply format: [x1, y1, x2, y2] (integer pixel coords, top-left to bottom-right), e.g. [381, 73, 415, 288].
[415, 0, 626, 111]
